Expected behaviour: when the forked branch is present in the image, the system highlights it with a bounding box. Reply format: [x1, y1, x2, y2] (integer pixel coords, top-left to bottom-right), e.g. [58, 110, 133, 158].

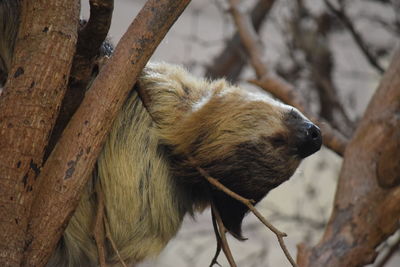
[77, 0, 114, 59]
[210, 203, 238, 267]
[324, 0, 384, 74]
[228, 0, 348, 156]
[192, 160, 298, 267]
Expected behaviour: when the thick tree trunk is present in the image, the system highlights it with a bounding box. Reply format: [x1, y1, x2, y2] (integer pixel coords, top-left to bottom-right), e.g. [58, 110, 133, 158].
[24, 1, 191, 266]
[297, 47, 400, 267]
[0, 1, 79, 265]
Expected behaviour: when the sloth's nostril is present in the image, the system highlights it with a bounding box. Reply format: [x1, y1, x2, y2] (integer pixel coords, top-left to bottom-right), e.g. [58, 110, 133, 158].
[308, 125, 321, 140]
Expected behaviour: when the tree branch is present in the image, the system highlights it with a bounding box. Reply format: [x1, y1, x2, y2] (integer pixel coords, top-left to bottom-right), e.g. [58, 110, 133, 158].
[45, 0, 114, 160]
[0, 0, 80, 265]
[228, 0, 348, 156]
[194, 163, 298, 267]
[210, 208, 223, 267]
[297, 47, 400, 267]
[324, 0, 384, 74]
[77, 0, 114, 59]
[93, 182, 107, 267]
[211, 203, 238, 267]
[104, 218, 128, 267]
[228, 0, 268, 78]
[23, 1, 191, 266]
[204, 0, 276, 82]
[375, 234, 400, 267]
[284, 4, 354, 137]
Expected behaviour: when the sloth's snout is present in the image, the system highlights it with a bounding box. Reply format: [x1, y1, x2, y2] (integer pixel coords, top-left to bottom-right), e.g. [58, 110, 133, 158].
[296, 122, 322, 158]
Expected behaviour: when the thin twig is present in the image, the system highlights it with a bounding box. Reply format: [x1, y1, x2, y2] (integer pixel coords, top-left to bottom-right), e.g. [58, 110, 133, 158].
[205, 0, 276, 82]
[285, 3, 354, 137]
[324, 0, 384, 74]
[192, 162, 298, 267]
[93, 184, 107, 267]
[104, 218, 128, 267]
[210, 208, 223, 267]
[375, 234, 400, 267]
[211, 202, 238, 267]
[228, 0, 268, 78]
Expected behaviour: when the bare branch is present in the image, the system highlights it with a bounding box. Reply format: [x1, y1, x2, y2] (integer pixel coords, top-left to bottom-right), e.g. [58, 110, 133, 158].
[211, 203, 238, 267]
[284, 4, 354, 137]
[324, 0, 384, 74]
[228, 0, 268, 78]
[193, 162, 298, 267]
[227, 0, 348, 155]
[210, 209, 223, 267]
[104, 218, 128, 267]
[24, 1, 191, 265]
[45, 0, 114, 160]
[375, 234, 400, 267]
[205, 0, 276, 82]
[92, 183, 107, 267]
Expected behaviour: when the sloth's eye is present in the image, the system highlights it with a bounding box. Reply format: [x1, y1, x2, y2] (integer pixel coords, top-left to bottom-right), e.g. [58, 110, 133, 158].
[270, 135, 286, 147]
[289, 108, 301, 120]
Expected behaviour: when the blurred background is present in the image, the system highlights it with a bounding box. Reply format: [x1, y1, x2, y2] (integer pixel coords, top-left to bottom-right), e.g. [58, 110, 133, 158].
[82, 0, 399, 266]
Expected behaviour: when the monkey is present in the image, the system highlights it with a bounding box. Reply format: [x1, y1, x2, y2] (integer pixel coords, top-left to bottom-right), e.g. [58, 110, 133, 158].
[0, 2, 322, 266]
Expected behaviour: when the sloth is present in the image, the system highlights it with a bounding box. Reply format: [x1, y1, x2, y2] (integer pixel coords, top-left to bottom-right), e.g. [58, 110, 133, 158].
[47, 63, 322, 266]
[0, 2, 322, 266]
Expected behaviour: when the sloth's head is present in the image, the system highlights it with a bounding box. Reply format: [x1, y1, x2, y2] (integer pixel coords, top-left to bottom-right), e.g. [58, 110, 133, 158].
[139, 63, 322, 238]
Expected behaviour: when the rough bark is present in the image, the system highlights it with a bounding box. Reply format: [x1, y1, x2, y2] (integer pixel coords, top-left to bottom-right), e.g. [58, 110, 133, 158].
[23, 1, 191, 266]
[45, 0, 114, 160]
[0, 0, 79, 266]
[297, 47, 400, 267]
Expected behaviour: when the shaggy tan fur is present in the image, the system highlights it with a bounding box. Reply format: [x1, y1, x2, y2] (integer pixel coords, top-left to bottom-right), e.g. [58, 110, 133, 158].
[55, 89, 189, 266]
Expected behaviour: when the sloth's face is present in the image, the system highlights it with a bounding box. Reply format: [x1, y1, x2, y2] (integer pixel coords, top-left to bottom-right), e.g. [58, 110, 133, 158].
[170, 88, 322, 238]
[203, 92, 322, 238]
[141, 63, 322, 239]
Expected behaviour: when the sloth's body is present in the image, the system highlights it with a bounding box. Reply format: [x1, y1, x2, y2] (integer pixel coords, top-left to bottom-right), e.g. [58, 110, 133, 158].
[50, 87, 189, 266]
[47, 63, 322, 266]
